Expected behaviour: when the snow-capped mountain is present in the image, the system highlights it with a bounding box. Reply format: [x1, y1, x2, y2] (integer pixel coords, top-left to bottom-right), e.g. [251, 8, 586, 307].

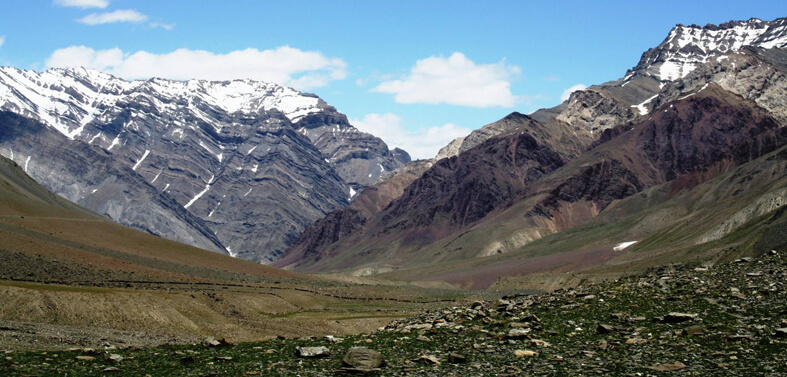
[632, 17, 787, 82]
[0, 67, 409, 262]
[531, 17, 787, 136]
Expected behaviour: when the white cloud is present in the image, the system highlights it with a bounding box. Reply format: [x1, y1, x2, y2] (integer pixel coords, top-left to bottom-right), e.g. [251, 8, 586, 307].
[561, 84, 587, 102]
[54, 0, 109, 8]
[77, 9, 148, 25]
[0, 36, 5, 49]
[352, 113, 472, 160]
[149, 22, 175, 30]
[45, 45, 347, 90]
[372, 52, 520, 108]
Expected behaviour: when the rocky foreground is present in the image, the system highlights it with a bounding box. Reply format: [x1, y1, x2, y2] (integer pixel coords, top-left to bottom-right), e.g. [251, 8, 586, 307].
[2, 250, 786, 376]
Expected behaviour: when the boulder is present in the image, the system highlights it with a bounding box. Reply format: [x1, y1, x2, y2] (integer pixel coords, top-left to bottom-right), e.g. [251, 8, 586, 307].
[342, 347, 385, 369]
[296, 346, 330, 358]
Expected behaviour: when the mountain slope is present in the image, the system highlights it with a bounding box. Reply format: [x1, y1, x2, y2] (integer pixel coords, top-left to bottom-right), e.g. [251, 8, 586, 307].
[0, 110, 226, 252]
[277, 112, 593, 271]
[280, 85, 786, 277]
[279, 17, 787, 285]
[0, 151, 301, 283]
[0, 67, 409, 262]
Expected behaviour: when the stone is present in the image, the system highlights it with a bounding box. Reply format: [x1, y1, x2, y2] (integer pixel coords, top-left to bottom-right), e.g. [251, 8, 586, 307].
[774, 328, 787, 338]
[597, 324, 615, 334]
[108, 354, 124, 363]
[448, 353, 467, 363]
[507, 328, 531, 339]
[659, 313, 698, 323]
[649, 362, 687, 371]
[219, 338, 234, 347]
[416, 335, 431, 342]
[683, 325, 705, 336]
[416, 355, 440, 365]
[531, 339, 551, 348]
[296, 346, 330, 358]
[405, 323, 432, 332]
[75, 356, 95, 361]
[515, 350, 537, 357]
[342, 347, 385, 369]
[203, 337, 221, 347]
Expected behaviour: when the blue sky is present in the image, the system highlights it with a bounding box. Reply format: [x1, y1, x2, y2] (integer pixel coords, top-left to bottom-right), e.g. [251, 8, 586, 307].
[0, 1, 784, 158]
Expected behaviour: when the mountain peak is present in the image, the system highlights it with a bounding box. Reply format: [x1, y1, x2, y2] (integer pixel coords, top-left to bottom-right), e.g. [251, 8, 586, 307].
[632, 17, 787, 82]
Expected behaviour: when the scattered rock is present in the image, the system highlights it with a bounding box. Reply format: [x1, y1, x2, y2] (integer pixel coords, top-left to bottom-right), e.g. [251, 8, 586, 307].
[296, 346, 330, 358]
[75, 356, 95, 361]
[775, 328, 787, 338]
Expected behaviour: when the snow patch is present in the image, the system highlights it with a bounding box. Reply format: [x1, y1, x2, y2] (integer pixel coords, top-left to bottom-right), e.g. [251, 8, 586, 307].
[132, 150, 150, 171]
[151, 168, 163, 183]
[226, 246, 237, 257]
[613, 241, 638, 251]
[184, 175, 214, 209]
[631, 95, 659, 116]
[108, 135, 121, 151]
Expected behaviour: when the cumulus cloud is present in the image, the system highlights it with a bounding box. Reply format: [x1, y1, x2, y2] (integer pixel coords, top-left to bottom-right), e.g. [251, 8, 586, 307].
[77, 9, 148, 25]
[352, 113, 472, 160]
[54, 0, 109, 8]
[560, 84, 587, 102]
[372, 52, 520, 108]
[45, 45, 347, 90]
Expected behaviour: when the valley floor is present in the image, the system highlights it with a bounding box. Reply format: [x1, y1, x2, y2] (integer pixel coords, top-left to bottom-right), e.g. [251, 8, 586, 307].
[1, 250, 784, 376]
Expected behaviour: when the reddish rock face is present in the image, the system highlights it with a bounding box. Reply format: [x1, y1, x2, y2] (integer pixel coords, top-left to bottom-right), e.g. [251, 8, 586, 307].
[279, 84, 787, 276]
[540, 85, 786, 217]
